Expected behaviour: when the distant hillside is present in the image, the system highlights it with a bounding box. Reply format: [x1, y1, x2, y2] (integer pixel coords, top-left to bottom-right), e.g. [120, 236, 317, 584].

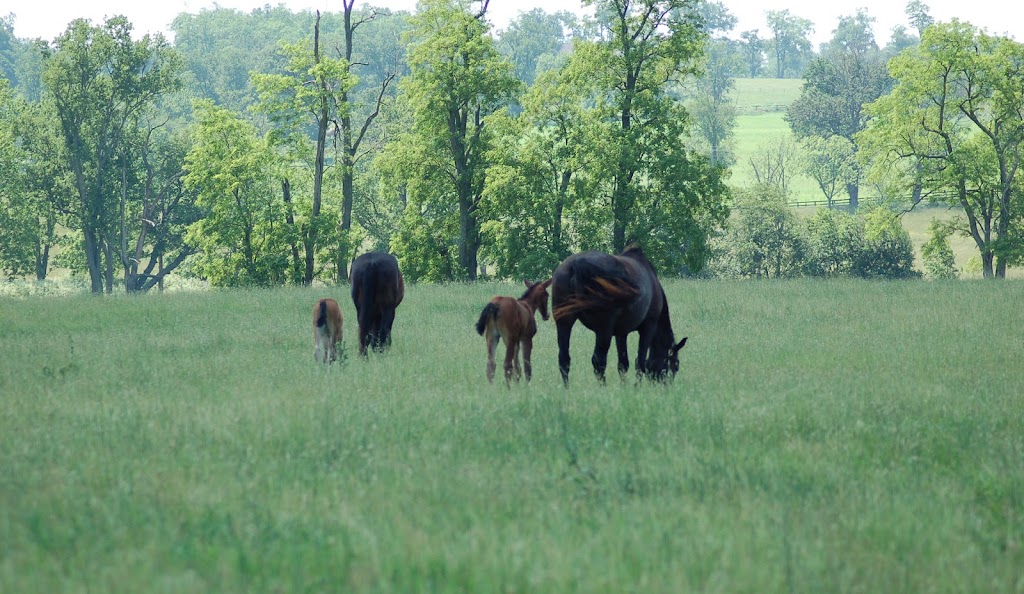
[732, 78, 802, 114]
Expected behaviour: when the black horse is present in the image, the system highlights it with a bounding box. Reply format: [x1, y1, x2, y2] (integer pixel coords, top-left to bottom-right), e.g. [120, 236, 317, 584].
[349, 252, 404, 356]
[551, 245, 686, 385]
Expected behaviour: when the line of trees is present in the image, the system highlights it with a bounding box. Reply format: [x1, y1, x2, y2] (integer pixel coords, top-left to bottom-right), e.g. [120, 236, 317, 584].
[1, 0, 1021, 287]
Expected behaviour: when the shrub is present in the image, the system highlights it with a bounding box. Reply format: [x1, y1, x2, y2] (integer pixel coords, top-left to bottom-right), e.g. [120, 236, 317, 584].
[921, 219, 959, 279]
[854, 207, 920, 279]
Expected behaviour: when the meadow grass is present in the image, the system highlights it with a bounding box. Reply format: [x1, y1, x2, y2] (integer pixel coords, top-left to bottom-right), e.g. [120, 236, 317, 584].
[2, 280, 1022, 593]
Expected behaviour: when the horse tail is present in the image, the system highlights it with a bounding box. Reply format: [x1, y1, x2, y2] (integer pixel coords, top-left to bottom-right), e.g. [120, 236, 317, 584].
[316, 299, 328, 328]
[553, 258, 640, 321]
[475, 302, 499, 336]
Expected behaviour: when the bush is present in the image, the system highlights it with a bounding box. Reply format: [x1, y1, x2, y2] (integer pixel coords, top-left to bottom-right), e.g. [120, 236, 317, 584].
[854, 207, 920, 279]
[921, 219, 959, 279]
[720, 184, 808, 279]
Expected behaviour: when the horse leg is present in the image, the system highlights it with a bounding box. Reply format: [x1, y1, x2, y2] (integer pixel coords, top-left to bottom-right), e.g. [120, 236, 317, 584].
[615, 334, 629, 380]
[358, 323, 370, 357]
[556, 317, 575, 386]
[635, 328, 653, 380]
[521, 337, 533, 384]
[381, 306, 396, 350]
[591, 330, 613, 384]
[485, 332, 498, 383]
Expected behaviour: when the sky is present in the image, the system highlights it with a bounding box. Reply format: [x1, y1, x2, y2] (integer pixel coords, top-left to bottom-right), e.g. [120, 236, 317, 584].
[4, 0, 1023, 48]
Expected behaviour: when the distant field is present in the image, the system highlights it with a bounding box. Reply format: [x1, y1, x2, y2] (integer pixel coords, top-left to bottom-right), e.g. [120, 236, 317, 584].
[2, 280, 1022, 593]
[732, 77, 803, 113]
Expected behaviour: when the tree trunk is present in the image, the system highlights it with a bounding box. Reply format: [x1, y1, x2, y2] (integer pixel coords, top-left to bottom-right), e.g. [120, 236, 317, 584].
[846, 182, 859, 210]
[83, 227, 103, 294]
[282, 179, 301, 283]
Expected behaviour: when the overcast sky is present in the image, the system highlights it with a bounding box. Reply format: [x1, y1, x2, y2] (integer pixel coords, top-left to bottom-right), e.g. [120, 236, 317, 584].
[4, 0, 1022, 48]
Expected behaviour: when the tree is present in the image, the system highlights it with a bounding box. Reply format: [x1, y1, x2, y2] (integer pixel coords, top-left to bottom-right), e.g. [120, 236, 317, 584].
[687, 37, 740, 166]
[905, 0, 934, 37]
[393, 0, 519, 280]
[481, 65, 603, 279]
[859, 21, 1024, 278]
[787, 10, 892, 207]
[721, 184, 807, 278]
[253, 12, 354, 285]
[43, 17, 182, 293]
[332, 2, 401, 281]
[579, 0, 728, 269]
[738, 30, 766, 78]
[184, 101, 292, 287]
[800, 135, 857, 207]
[748, 136, 801, 195]
[497, 8, 575, 87]
[765, 10, 814, 78]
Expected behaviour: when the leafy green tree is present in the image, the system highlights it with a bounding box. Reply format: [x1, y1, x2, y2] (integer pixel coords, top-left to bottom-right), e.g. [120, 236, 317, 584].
[800, 135, 857, 207]
[43, 17, 182, 293]
[331, 2, 402, 281]
[252, 12, 354, 285]
[859, 21, 1024, 278]
[481, 66, 603, 279]
[0, 93, 66, 280]
[856, 207, 918, 278]
[721, 184, 807, 278]
[803, 207, 863, 276]
[921, 218, 958, 279]
[184, 101, 293, 286]
[577, 0, 728, 270]
[497, 8, 575, 87]
[392, 0, 520, 280]
[905, 0, 934, 36]
[170, 6, 310, 112]
[787, 11, 892, 207]
[687, 37, 740, 166]
[765, 9, 814, 78]
[738, 30, 766, 78]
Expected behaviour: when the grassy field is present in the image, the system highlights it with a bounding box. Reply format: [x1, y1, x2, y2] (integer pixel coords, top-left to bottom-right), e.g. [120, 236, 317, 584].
[2, 280, 1022, 593]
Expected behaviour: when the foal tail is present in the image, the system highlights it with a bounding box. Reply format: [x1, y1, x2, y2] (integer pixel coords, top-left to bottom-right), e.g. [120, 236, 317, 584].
[475, 302, 499, 336]
[316, 300, 328, 327]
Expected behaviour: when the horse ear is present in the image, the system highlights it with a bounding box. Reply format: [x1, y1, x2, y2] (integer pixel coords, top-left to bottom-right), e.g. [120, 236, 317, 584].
[673, 337, 688, 353]
[541, 278, 552, 289]
[524, 279, 533, 287]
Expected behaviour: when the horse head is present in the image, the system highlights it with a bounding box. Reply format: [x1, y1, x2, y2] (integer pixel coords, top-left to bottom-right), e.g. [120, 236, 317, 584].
[523, 279, 552, 321]
[648, 330, 688, 381]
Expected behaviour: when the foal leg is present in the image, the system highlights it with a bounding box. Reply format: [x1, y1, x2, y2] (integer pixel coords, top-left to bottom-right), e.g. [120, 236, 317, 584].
[511, 340, 522, 382]
[485, 332, 498, 383]
[502, 336, 517, 387]
[521, 337, 533, 384]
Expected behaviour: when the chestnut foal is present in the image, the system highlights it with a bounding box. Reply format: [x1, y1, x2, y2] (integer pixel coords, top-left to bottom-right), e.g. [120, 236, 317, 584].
[313, 298, 343, 364]
[474, 279, 552, 385]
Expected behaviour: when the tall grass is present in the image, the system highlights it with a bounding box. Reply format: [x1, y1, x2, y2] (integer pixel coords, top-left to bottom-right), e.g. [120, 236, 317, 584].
[2, 280, 1022, 593]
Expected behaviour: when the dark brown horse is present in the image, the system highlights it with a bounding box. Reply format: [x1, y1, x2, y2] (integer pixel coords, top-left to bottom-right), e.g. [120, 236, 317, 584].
[349, 252, 404, 356]
[551, 246, 686, 385]
[475, 279, 551, 385]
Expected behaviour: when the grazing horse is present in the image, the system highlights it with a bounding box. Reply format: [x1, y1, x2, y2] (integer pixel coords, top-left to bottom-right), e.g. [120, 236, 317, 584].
[551, 245, 687, 385]
[475, 279, 552, 386]
[349, 251, 404, 356]
[313, 298, 343, 365]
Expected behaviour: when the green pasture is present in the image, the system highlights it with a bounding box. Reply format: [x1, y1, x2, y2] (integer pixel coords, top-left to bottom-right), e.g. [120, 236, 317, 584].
[2, 280, 1022, 593]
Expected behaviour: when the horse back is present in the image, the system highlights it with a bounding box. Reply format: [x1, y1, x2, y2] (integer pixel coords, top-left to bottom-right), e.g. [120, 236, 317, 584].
[350, 252, 403, 312]
[551, 251, 655, 331]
